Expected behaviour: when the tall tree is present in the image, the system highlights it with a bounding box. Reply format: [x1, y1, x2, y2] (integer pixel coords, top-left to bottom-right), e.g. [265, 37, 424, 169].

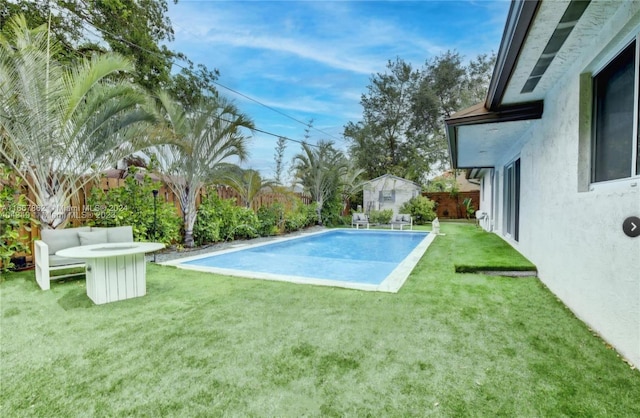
[0, 15, 157, 229]
[344, 52, 495, 183]
[292, 140, 347, 225]
[354, 58, 419, 179]
[0, 0, 219, 107]
[273, 136, 287, 186]
[339, 164, 366, 216]
[148, 92, 254, 247]
[410, 51, 496, 176]
[343, 121, 388, 180]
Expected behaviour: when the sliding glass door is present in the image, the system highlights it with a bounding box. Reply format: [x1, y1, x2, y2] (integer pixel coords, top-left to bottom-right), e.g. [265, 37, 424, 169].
[503, 159, 520, 241]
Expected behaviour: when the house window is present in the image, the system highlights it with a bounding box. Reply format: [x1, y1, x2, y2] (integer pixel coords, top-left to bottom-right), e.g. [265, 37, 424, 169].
[380, 190, 394, 202]
[592, 40, 639, 183]
[503, 159, 520, 241]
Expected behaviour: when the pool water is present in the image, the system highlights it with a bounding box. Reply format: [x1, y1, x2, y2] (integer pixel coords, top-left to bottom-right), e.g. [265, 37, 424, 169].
[165, 229, 435, 292]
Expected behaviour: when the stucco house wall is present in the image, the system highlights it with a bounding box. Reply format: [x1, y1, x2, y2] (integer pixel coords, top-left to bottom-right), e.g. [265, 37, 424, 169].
[474, 10, 640, 367]
[362, 174, 421, 214]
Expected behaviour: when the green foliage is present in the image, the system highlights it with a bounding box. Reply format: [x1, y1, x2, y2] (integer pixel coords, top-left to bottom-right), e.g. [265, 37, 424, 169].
[193, 193, 230, 245]
[368, 209, 393, 224]
[87, 171, 181, 245]
[273, 136, 287, 186]
[319, 195, 344, 227]
[400, 196, 436, 225]
[0, 164, 33, 272]
[292, 139, 347, 225]
[345, 52, 496, 182]
[193, 193, 260, 244]
[283, 201, 317, 233]
[220, 167, 274, 209]
[233, 207, 260, 240]
[1, 15, 158, 229]
[463, 197, 475, 219]
[257, 203, 284, 236]
[425, 176, 459, 193]
[148, 92, 254, 247]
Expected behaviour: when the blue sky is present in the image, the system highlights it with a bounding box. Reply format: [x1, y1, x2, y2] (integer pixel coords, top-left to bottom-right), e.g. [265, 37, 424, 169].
[166, 0, 510, 180]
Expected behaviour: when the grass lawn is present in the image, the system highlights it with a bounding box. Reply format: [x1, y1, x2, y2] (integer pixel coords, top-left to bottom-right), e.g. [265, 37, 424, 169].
[1, 223, 638, 416]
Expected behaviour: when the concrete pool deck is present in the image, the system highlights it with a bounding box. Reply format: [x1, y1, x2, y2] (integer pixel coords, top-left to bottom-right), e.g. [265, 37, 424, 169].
[159, 228, 437, 293]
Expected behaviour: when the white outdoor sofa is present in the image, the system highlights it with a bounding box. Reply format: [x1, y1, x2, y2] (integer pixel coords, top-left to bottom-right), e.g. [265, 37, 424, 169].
[34, 226, 133, 290]
[390, 214, 413, 230]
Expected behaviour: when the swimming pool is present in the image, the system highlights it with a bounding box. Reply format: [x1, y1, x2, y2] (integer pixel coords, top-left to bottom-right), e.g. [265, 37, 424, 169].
[162, 229, 436, 292]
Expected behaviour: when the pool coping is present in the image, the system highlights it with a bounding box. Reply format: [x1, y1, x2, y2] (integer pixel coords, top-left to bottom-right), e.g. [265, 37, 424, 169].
[160, 229, 436, 293]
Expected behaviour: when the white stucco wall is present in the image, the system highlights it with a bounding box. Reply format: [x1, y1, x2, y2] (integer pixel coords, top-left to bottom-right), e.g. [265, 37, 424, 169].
[363, 176, 421, 214]
[477, 15, 640, 368]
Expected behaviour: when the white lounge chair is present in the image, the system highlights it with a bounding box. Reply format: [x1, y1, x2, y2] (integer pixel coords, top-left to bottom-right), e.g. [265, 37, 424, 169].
[390, 214, 413, 230]
[351, 213, 370, 229]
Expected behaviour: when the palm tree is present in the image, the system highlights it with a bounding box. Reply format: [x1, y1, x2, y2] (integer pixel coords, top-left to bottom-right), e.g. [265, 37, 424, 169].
[0, 15, 157, 229]
[292, 140, 347, 225]
[339, 164, 366, 216]
[148, 92, 254, 247]
[219, 167, 275, 209]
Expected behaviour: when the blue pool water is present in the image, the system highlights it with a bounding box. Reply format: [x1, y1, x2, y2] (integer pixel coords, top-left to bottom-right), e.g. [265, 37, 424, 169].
[181, 230, 430, 286]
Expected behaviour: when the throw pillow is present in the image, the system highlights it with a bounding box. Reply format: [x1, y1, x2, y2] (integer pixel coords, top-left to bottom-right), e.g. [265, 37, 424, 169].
[78, 229, 109, 246]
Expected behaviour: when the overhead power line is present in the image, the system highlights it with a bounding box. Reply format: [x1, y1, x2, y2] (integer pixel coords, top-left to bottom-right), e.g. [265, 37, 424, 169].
[52, 3, 345, 145]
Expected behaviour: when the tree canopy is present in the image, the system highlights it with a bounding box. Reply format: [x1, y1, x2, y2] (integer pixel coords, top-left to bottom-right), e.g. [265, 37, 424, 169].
[0, 15, 158, 228]
[292, 140, 347, 225]
[147, 92, 254, 247]
[0, 0, 218, 108]
[344, 52, 495, 184]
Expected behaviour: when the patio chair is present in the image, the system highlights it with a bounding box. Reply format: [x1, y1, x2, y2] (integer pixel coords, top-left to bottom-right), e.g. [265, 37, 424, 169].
[351, 213, 370, 229]
[390, 214, 413, 230]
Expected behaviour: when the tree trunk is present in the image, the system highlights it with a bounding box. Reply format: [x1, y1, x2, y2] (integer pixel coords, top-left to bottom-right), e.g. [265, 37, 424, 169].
[38, 191, 70, 229]
[183, 197, 198, 248]
[316, 203, 323, 225]
[184, 230, 195, 248]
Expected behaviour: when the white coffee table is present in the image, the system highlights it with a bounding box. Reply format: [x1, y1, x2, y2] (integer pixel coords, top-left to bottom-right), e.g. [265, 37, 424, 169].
[56, 242, 165, 304]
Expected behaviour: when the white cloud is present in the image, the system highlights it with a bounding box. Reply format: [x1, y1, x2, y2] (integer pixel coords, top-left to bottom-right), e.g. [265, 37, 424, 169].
[166, 0, 509, 175]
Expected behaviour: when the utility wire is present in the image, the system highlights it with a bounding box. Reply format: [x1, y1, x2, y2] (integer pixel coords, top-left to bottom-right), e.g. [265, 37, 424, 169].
[53, 3, 345, 144]
[38, 43, 315, 149]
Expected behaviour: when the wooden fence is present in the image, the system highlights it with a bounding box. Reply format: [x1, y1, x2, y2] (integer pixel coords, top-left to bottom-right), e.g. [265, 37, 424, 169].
[423, 191, 480, 219]
[3, 174, 311, 264]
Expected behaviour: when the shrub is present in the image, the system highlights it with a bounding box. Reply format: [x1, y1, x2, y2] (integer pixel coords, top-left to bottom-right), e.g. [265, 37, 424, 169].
[283, 199, 317, 233]
[257, 203, 284, 236]
[303, 202, 318, 227]
[232, 207, 259, 240]
[192, 194, 222, 245]
[368, 209, 393, 224]
[193, 192, 260, 244]
[87, 170, 182, 244]
[400, 196, 436, 225]
[0, 164, 33, 272]
[193, 193, 230, 244]
[463, 197, 475, 219]
[320, 197, 343, 227]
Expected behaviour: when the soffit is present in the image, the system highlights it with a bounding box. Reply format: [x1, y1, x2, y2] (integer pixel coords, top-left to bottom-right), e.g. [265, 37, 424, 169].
[455, 120, 536, 168]
[501, 0, 627, 104]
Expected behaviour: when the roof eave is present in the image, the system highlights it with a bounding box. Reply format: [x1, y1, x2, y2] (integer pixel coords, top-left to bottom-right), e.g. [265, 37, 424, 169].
[445, 100, 543, 168]
[486, 0, 541, 110]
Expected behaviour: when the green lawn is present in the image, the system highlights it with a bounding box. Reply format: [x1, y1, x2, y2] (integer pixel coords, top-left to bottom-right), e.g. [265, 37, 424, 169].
[1, 223, 638, 417]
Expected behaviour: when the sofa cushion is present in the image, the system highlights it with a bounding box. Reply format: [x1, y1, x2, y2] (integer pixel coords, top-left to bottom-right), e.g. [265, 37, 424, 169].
[49, 255, 85, 267]
[78, 229, 109, 246]
[92, 226, 134, 243]
[40, 227, 91, 255]
[402, 214, 411, 222]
